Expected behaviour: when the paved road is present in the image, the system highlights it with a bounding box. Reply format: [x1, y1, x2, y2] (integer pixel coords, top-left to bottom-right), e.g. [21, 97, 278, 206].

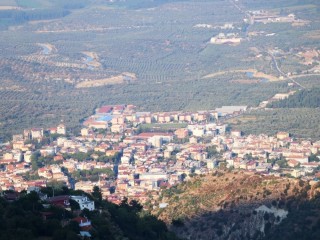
[268, 51, 306, 89]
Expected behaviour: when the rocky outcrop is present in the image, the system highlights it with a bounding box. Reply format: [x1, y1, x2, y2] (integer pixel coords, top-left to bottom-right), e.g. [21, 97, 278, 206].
[152, 171, 310, 240]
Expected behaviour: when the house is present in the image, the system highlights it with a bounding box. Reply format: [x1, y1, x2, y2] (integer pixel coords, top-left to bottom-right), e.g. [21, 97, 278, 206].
[139, 172, 168, 181]
[75, 181, 96, 192]
[174, 128, 189, 139]
[291, 169, 305, 178]
[48, 127, 57, 134]
[54, 155, 64, 162]
[277, 132, 290, 140]
[47, 195, 70, 208]
[231, 130, 242, 137]
[137, 132, 173, 142]
[80, 128, 91, 136]
[3, 191, 20, 201]
[192, 128, 205, 137]
[88, 121, 108, 129]
[97, 105, 113, 114]
[111, 124, 124, 133]
[288, 160, 299, 168]
[207, 159, 218, 169]
[57, 124, 66, 135]
[27, 186, 47, 200]
[226, 159, 234, 168]
[246, 161, 257, 170]
[70, 195, 95, 211]
[72, 216, 92, 237]
[31, 128, 44, 140]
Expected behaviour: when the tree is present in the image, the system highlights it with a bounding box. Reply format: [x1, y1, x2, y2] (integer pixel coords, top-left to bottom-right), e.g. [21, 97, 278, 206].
[69, 199, 80, 211]
[66, 220, 81, 233]
[129, 199, 143, 213]
[31, 152, 41, 170]
[53, 229, 81, 240]
[92, 186, 102, 205]
[309, 153, 319, 162]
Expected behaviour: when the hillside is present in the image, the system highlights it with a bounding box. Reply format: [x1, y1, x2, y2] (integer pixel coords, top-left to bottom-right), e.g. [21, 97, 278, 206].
[0, 187, 178, 240]
[151, 171, 320, 240]
[267, 88, 320, 108]
[227, 108, 320, 139]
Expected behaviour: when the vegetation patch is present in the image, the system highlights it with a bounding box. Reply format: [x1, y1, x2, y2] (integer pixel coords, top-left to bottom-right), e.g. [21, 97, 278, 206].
[75, 72, 136, 88]
[140, 123, 188, 132]
[304, 30, 320, 39]
[229, 108, 320, 139]
[202, 69, 279, 82]
[267, 88, 320, 108]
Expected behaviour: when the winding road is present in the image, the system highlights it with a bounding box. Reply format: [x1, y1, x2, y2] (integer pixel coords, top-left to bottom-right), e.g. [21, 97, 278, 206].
[268, 51, 306, 89]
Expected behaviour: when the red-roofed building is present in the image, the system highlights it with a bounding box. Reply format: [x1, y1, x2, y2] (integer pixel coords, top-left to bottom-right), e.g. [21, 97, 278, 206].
[97, 105, 113, 114]
[54, 155, 64, 162]
[72, 216, 92, 231]
[47, 195, 70, 208]
[48, 128, 57, 134]
[4, 191, 20, 201]
[174, 128, 189, 139]
[113, 105, 125, 111]
[288, 160, 300, 167]
[137, 132, 173, 142]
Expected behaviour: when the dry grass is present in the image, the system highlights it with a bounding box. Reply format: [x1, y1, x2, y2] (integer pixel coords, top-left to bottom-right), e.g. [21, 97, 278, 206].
[292, 21, 309, 27]
[82, 51, 102, 68]
[75, 73, 136, 88]
[202, 69, 279, 81]
[155, 171, 302, 223]
[226, 115, 257, 124]
[230, 79, 261, 84]
[82, 51, 98, 59]
[304, 30, 320, 40]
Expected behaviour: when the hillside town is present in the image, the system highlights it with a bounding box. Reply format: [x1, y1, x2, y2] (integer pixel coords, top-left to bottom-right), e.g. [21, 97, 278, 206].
[0, 104, 320, 206]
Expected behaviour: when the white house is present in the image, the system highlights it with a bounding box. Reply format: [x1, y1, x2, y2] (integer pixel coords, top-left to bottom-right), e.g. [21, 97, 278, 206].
[70, 195, 95, 211]
[57, 124, 66, 135]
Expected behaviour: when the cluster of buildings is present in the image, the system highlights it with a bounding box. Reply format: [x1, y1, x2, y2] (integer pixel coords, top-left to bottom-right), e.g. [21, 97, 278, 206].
[0, 104, 319, 206]
[210, 33, 243, 45]
[245, 11, 308, 25]
[83, 104, 247, 132]
[193, 23, 234, 30]
[214, 131, 320, 176]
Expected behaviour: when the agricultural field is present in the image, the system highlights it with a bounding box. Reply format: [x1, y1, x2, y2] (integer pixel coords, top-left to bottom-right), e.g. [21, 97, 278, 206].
[227, 108, 320, 140]
[140, 123, 189, 132]
[0, 0, 17, 7]
[0, 0, 319, 141]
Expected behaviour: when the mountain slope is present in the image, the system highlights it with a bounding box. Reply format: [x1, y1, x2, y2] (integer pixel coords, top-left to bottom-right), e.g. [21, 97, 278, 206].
[151, 171, 316, 240]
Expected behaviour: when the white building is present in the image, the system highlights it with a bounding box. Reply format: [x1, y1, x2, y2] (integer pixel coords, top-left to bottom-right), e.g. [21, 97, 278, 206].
[193, 128, 205, 137]
[207, 159, 218, 169]
[57, 124, 66, 135]
[149, 136, 163, 148]
[81, 128, 89, 136]
[139, 172, 168, 181]
[24, 151, 33, 163]
[70, 195, 95, 211]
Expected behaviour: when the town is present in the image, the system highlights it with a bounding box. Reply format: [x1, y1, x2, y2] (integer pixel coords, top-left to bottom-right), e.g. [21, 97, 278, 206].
[1, 104, 319, 208]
